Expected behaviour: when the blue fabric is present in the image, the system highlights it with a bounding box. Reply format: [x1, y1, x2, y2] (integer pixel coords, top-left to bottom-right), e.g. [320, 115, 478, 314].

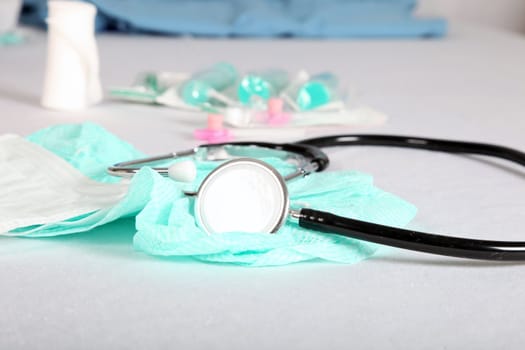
[21, 0, 446, 38]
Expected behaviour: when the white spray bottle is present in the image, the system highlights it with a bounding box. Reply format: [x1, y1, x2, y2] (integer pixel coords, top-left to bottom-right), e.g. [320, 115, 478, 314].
[41, 0, 102, 111]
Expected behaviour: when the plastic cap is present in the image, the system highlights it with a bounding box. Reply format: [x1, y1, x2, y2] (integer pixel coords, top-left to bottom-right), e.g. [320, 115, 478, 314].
[181, 80, 211, 106]
[267, 98, 284, 116]
[207, 114, 224, 130]
[168, 160, 197, 183]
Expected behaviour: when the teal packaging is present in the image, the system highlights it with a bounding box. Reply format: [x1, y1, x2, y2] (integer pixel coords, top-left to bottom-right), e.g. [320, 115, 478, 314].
[237, 69, 289, 105]
[109, 73, 167, 103]
[296, 72, 338, 110]
[180, 62, 238, 106]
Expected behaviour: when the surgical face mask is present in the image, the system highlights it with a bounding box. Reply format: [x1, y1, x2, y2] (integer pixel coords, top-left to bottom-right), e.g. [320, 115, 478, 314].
[0, 135, 129, 234]
[5, 122, 419, 267]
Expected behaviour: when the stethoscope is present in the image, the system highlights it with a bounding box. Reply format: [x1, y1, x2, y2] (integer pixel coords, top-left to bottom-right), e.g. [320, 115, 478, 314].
[108, 134, 525, 261]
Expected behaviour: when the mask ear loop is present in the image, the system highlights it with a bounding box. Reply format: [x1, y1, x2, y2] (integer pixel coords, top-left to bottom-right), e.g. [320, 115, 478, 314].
[294, 134, 525, 261]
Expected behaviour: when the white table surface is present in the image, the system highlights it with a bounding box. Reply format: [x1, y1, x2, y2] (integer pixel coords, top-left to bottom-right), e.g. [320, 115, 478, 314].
[1, 24, 525, 349]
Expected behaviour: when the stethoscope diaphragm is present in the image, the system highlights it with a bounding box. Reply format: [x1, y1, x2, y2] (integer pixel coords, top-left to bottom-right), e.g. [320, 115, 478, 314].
[194, 158, 289, 234]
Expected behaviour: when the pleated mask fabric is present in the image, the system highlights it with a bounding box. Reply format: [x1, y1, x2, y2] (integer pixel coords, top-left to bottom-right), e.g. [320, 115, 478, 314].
[3, 123, 417, 266]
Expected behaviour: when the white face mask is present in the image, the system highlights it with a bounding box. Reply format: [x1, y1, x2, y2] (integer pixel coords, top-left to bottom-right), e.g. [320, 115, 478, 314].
[0, 135, 129, 234]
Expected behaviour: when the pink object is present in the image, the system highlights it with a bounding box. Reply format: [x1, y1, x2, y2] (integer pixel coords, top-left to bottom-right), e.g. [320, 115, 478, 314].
[262, 98, 292, 126]
[207, 114, 224, 130]
[267, 98, 284, 115]
[194, 114, 233, 143]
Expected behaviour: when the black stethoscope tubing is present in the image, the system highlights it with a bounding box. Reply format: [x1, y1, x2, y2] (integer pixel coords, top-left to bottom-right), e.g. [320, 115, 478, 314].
[293, 134, 525, 261]
[109, 134, 525, 261]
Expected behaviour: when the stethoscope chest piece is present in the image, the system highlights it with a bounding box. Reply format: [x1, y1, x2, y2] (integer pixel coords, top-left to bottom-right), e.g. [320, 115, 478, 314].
[194, 158, 289, 235]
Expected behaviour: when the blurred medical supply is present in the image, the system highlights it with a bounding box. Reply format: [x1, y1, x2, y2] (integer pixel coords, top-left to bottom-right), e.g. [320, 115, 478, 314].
[238, 70, 289, 106]
[295, 73, 339, 111]
[194, 114, 233, 143]
[111, 72, 190, 104]
[180, 62, 238, 107]
[111, 66, 387, 139]
[264, 98, 292, 125]
[113, 68, 345, 114]
[41, 1, 102, 111]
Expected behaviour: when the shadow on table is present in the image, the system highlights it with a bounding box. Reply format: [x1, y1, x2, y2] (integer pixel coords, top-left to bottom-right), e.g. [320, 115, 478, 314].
[0, 85, 40, 106]
[41, 217, 136, 245]
[373, 251, 525, 268]
[24, 218, 206, 265]
[37, 220, 525, 268]
[466, 155, 525, 180]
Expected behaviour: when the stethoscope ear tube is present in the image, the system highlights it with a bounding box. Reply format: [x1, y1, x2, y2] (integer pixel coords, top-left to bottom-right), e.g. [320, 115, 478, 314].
[298, 208, 525, 261]
[298, 134, 525, 167]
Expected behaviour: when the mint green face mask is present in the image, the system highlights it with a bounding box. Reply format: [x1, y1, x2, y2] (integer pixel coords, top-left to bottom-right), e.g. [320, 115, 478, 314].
[133, 167, 416, 266]
[18, 123, 416, 266]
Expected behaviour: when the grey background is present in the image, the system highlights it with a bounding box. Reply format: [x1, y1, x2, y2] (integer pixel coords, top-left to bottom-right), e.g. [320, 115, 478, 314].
[1, 24, 525, 349]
